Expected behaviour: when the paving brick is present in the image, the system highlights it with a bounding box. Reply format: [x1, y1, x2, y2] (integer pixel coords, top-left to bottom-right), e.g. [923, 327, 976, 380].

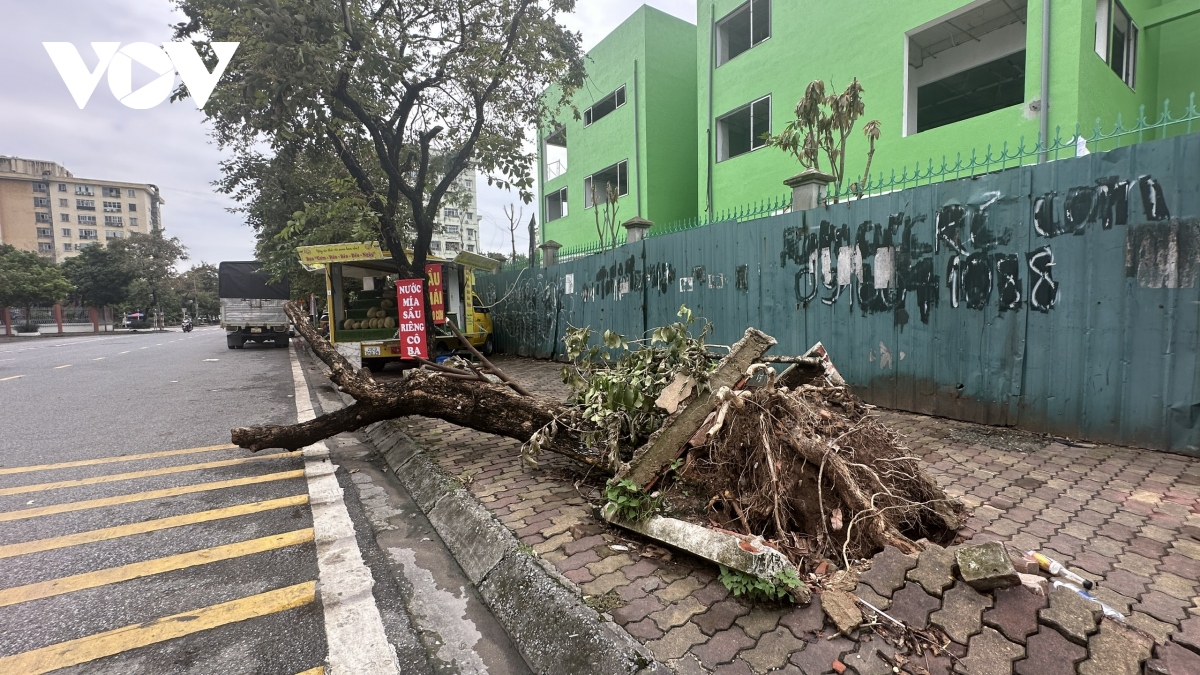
[859, 545, 917, 598]
[1127, 536, 1170, 559]
[907, 545, 957, 598]
[1174, 615, 1200, 653]
[694, 600, 751, 636]
[1127, 611, 1177, 645]
[713, 657, 756, 675]
[983, 585, 1047, 645]
[656, 575, 707, 604]
[1151, 641, 1200, 675]
[889, 582, 941, 629]
[670, 654, 708, 675]
[1077, 619, 1153, 675]
[694, 581, 732, 605]
[1138, 590, 1190, 625]
[645, 622, 706, 662]
[1014, 626, 1086, 675]
[610, 595, 664, 625]
[1103, 568, 1151, 598]
[622, 558, 659, 580]
[930, 582, 993, 645]
[742, 626, 807, 674]
[556, 549, 600, 571]
[841, 636, 897, 675]
[1071, 550, 1115, 576]
[1114, 551, 1159, 577]
[953, 626, 1024, 675]
[690, 626, 755, 669]
[789, 635, 853, 675]
[1159, 553, 1200, 582]
[780, 595, 826, 638]
[734, 608, 785, 639]
[853, 583, 891, 613]
[624, 617, 664, 641]
[1039, 586, 1102, 646]
[580, 570, 629, 596]
[648, 596, 706, 631]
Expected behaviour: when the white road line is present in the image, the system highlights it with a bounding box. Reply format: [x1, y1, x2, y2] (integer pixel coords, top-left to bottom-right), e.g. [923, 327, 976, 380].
[0, 375, 24, 382]
[119, 351, 130, 355]
[53, 365, 72, 370]
[289, 343, 399, 674]
[93, 357, 105, 361]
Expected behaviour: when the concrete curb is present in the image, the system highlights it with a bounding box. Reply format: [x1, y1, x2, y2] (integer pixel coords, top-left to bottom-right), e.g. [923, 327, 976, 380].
[362, 419, 665, 675]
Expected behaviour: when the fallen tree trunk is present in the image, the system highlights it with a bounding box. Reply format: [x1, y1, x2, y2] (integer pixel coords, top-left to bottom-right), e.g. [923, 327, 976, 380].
[230, 301, 604, 468]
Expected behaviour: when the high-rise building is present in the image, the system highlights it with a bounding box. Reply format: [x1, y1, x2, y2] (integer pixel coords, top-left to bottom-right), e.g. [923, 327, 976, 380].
[428, 165, 482, 255]
[0, 156, 164, 262]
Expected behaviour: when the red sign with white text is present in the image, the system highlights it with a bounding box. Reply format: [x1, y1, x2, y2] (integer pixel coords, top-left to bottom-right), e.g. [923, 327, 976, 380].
[425, 263, 445, 325]
[396, 279, 428, 360]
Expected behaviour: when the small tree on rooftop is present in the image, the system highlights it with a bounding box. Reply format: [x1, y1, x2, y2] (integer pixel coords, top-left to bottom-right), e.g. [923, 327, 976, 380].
[766, 79, 881, 202]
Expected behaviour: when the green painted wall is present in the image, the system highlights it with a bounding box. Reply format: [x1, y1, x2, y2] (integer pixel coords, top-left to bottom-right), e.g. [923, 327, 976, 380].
[538, 7, 697, 250]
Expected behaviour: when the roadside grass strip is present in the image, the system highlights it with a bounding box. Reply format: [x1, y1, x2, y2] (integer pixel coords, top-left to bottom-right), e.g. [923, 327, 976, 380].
[0, 529, 314, 609]
[0, 470, 305, 523]
[0, 580, 316, 675]
[0, 443, 238, 476]
[0, 494, 309, 559]
[0, 451, 303, 497]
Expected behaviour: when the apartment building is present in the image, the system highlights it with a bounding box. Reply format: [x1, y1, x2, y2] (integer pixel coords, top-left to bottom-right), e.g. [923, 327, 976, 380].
[0, 156, 164, 263]
[538, 0, 1200, 247]
[428, 165, 482, 255]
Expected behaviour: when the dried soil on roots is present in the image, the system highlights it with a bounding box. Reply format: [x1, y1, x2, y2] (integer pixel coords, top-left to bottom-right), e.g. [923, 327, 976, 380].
[669, 382, 963, 569]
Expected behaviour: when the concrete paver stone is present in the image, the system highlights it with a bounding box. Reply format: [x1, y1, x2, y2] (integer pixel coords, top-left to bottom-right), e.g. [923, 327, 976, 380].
[690, 626, 756, 669]
[645, 621, 707, 662]
[955, 542, 1020, 592]
[953, 626, 1024, 675]
[907, 545, 957, 598]
[822, 589, 863, 636]
[982, 585, 1047, 645]
[780, 595, 826, 638]
[1039, 586, 1102, 646]
[1013, 626, 1086, 675]
[741, 626, 807, 674]
[930, 582, 993, 645]
[734, 608, 786, 639]
[694, 600, 752, 636]
[1077, 619, 1153, 675]
[859, 545, 918, 598]
[789, 635, 854, 675]
[853, 583, 891, 613]
[889, 582, 941, 629]
[842, 636, 898, 675]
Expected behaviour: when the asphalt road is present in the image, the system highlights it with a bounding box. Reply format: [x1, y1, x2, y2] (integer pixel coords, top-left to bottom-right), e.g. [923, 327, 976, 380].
[0, 328, 529, 674]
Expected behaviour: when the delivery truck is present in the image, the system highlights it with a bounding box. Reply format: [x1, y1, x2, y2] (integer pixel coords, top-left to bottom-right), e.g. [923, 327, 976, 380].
[218, 261, 291, 349]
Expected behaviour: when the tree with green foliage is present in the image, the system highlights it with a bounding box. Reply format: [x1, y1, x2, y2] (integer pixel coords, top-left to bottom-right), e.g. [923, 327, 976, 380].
[173, 0, 586, 297]
[174, 263, 221, 320]
[0, 245, 74, 331]
[61, 243, 136, 309]
[109, 232, 188, 328]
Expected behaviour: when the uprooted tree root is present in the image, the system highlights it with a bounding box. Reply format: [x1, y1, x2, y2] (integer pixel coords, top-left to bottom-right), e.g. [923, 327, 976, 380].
[673, 374, 963, 568]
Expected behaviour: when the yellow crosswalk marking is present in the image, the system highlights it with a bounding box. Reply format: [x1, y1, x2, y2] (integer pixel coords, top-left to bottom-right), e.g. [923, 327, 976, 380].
[0, 494, 309, 559]
[0, 470, 305, 523]
[295, 668, 325, 675]
[0, 443, 239, 476]
[0, 452, 302, 497]
[0, 529, 314, 608]
[0, 581, 316, 675]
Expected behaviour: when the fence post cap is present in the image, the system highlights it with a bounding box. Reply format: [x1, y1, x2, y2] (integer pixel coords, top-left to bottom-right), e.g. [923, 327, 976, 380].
[621, 217, 654, 232]
[783, 168, 835, 188]
[538, 240, 562, 251]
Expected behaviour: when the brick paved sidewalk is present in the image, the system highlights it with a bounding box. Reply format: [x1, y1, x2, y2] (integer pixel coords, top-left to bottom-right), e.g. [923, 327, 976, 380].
[385, 356, 1200, 674]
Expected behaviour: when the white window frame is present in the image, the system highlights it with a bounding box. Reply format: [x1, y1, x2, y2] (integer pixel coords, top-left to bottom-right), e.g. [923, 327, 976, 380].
[546, 187, 569, 222]
[716, 95, 771, 162]
[584, 160, 629, 209]
[583, 86, 627, 127]
[1096, 0, 1137, 89]
[716, 0, 771, 67]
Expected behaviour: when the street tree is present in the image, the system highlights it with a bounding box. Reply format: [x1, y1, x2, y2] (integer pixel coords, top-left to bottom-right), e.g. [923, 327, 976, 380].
[61, 243, 136, 309]
[0, 245, 74, 330]
[503, 204, 523, 262]
[110, 232, 188, 327]
[174, 263, 221, 320]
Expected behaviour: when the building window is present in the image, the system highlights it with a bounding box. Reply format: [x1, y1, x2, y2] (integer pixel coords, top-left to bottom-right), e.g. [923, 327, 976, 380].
[465, 212, 473, 221]
[545, 125, 568, 179]
[126, 188, 136, 197]
[76, 199, 95, 210]
[128, 203, 137, 212]
[63, 243, 73, 252]
[467, 244, 475, 252]
[75, 185, 94, 196]
[584, 161, 629, 208]
[445, 241, 461, 252]
[467, 228, 476, 239]
[79, 229, 98, 240]
[57, 183, 66, 192]
[36, 227, 52, 239]
[59, 198, 68, 207]
[33, 182, 48, 193]
[717, 96, 771, 161]
[38, 242, 54, 253]
[130, 217, 139, 227]
[105, 216, 123, 226]
[583, 86, 626, 127]
[1096, 0, 1137, 88]
[106, 230, 125, 239]
[430, 240, 442, 251]
[717, 0, 770, 66]
[60, 213, 70, 222]
[34, 197, 50, 208]
[61, 228, 71, 237]
[906, 0, 1028, 135]
[102, 187, 121, 198]
[444, 208, 460, 218]
[103, 201, 122, 212]
[35, 212, 52, 223]
[78, 215, 96, 225]
[445, 224, 460, 235]
[546, 187, 568, 222]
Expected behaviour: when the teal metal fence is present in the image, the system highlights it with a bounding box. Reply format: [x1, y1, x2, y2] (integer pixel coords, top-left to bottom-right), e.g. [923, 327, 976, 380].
[646, 194, 793, 239]
[832, 92, 1200, 202]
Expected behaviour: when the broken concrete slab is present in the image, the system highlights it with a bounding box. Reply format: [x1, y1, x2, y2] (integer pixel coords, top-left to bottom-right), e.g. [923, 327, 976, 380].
[956, 542, 1020, 592]
[821, 588, 862, 636]
[600, 505, 810, 605]
[618, 328, 776, 488]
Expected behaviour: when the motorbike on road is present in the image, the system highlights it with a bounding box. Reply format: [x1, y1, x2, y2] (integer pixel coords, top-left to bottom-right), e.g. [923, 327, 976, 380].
[182, 320, 193, 333]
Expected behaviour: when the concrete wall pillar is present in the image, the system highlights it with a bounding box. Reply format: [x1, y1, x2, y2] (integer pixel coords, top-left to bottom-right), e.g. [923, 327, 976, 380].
[53, 304, 64, 335]
[1, 307, 9, 337]
[90, 306, 99, 333]
[539, 240, 562, 268]
[783, 169, 836, 212]
[622, 217, 653, 243]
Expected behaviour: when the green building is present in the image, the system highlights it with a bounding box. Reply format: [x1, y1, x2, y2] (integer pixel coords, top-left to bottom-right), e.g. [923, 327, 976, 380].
[538, 0, 1200, 248]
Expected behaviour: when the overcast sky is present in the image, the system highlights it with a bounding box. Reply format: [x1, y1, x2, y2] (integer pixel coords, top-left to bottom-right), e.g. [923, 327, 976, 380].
[0, 1, 695, 267]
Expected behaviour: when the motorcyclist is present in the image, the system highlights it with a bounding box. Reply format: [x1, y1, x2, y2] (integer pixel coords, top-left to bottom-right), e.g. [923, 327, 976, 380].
[182, 317, 193, 332]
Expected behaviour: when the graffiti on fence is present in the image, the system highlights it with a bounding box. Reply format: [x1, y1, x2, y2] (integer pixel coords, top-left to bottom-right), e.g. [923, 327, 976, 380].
[485, 276, 561, 351]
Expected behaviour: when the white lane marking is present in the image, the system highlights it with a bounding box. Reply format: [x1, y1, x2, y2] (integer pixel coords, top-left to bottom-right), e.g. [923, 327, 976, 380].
[203, 359, 219, 362]
[93, 357, 105, 361]
[53, 364, 72, 369]
[0, 375, 24, 382]
[118, 351, 130, 355]
[139, 347, 148, 350]
[289, 343, 400, 674]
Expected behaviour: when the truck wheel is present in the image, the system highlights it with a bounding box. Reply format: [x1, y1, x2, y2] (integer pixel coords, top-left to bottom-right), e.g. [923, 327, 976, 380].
[365, 360, 386, 373]
[275, 338, 288, 348]
[483, 335, 495, 356]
